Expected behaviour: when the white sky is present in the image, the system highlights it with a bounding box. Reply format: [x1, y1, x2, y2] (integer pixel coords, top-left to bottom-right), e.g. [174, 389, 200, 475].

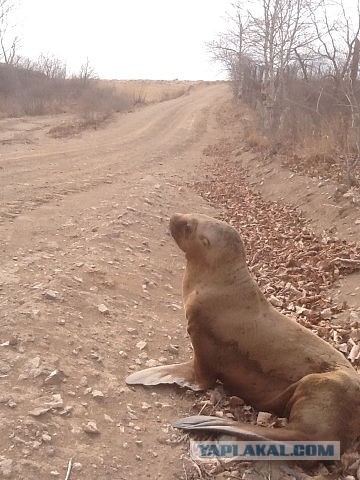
[10, 0, 358, 81]
[13, 0, 232, 80]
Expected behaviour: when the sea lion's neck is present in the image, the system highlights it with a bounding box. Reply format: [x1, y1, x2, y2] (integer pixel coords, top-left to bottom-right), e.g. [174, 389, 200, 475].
[183, 259, 264, 305]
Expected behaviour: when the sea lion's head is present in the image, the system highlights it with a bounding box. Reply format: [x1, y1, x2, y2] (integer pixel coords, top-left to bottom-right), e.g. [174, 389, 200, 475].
[169, 213, 245, 265]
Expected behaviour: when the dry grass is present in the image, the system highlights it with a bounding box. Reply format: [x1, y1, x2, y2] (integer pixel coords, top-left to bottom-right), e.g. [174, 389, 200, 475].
[105, 79, 200, 104]
[241, 108, 360, 187]
[0, 64, 204, 138]
[0, 64, 200, 121]
[243, 128, 269, 150]
[47, 116, 110, 138]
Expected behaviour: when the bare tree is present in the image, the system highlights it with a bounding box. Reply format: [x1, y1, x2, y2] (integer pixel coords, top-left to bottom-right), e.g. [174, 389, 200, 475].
[0, 0, 19, 64]
[307, 0, 360, 184]
[15, 55, 36, 71]
[308, 0, 360, 84]
[35, 53, 67, 79]
[78, 57, 97, 85]
[207, 2, 252, 97]
[253, 0, 316, 128]
[350, 37, 360, 84]
[208, 0, 314, 129]
[209, 0, 360, 186]
[344, 32, 360, 185]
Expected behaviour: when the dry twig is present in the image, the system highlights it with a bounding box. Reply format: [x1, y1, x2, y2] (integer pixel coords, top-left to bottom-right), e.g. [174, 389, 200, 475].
[64, 458, 73, 480]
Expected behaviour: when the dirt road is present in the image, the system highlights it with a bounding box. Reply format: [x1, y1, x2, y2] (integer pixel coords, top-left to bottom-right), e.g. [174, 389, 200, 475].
[0, 84, 230, 479]
[1, 82, 359, 480]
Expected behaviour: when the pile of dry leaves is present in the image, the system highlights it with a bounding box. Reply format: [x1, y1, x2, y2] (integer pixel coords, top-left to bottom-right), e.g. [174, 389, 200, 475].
[281, 153, 360, 195]
[195, 155, 360, 361]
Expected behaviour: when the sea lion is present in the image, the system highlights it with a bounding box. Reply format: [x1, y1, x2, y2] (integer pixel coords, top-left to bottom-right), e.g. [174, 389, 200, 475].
[126, 213, 360, 452]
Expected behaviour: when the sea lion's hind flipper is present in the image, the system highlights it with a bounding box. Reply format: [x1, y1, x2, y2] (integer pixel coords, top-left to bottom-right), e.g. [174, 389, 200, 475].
[126, 361, 202, 391]
[173, 415, 269, 441]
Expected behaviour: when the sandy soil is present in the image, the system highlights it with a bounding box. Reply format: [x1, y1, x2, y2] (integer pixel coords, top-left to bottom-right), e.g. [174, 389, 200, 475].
[0, 84, 359, 480]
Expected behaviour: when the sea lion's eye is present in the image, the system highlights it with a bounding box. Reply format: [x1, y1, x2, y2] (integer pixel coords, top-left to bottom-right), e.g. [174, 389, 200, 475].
[200, 236, 210, 248]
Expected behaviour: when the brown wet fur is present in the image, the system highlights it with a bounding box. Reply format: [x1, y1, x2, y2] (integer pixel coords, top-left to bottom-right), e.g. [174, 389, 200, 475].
[169, 213, 360, 453]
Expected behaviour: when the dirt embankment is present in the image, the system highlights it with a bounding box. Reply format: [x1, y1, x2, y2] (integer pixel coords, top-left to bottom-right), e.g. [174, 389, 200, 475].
[0, 84, 359, 480]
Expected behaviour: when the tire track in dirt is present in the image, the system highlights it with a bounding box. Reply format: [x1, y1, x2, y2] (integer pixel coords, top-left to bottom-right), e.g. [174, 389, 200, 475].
[0, 87, 213, 224]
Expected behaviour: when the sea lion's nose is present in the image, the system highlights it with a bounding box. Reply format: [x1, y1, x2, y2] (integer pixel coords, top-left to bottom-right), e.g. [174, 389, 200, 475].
[170, 213, 182, 225]
[169, 213, 186, 238]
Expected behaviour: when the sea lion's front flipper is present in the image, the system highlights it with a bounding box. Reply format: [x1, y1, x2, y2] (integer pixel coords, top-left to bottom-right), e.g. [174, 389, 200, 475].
[126, 361, 202, 391]
[173, 415, 269, 440]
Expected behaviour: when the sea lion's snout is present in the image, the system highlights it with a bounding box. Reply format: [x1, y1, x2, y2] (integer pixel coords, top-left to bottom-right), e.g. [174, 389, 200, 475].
[169, 214, 197, 252]
[169, 213, 183, 235]
[170, 214, 192, 239]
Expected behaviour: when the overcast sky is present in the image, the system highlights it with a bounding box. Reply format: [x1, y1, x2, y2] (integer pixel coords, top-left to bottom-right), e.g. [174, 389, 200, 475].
[13, 0, 232, 81]
[11, 0, 358, 81]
